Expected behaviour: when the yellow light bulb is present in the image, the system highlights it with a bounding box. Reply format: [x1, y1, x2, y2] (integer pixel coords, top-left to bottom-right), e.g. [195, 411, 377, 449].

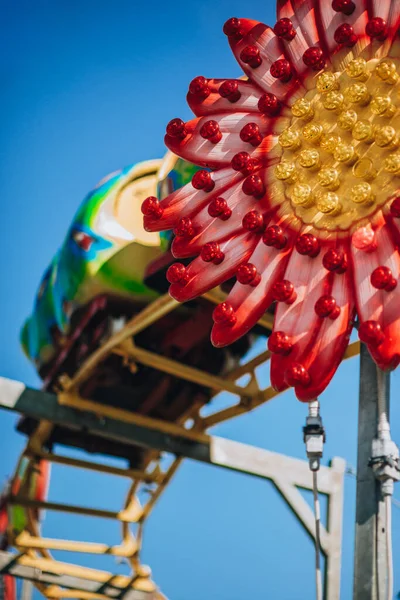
[384, 154, 400, 174]
[374, 126, 399, 148]
[375, 59, 399, 85]
[322, 91, 344, 111]
[345, 58, 370, 81]
[274, 160, 297, 182]
[291, 98, 314, 120]
[345, 83, 371, 106]
[352, 120, 374, 142]
[299, 149, 320, 169]
[278, 128, 301, 149]
[318, 167, 340, 188]
[338, 110, 358, 130]
[316, 72, 339, 94]
[320, 134, 342, 153]
[350, 183, 375, 205]
[370, 96, 396, 117]
[291, 183, 314, 206]
[334, 143, 357, 164]
[302, 123, 323, 144]
[316, 192, 341, 215]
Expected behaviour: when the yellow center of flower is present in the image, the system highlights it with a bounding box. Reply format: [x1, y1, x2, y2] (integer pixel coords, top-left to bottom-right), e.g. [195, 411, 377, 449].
[274, 57, 400, 232]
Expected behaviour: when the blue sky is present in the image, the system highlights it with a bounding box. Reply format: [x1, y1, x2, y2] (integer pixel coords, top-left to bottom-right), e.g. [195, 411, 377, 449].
[1, 1, 400, 598]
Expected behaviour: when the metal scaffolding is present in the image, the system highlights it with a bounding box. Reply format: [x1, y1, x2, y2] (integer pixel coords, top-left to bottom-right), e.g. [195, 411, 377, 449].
[0, 290, 356, 599]
[0, 376, 345, 600]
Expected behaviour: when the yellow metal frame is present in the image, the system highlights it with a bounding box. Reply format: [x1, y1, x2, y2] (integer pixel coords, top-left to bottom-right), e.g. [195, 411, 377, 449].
[7, 287, 360, 599]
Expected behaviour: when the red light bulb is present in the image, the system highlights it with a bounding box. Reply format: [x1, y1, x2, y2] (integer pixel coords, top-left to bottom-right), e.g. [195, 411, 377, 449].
[272, 280, 297, 304]
[268, 331, 293, 355]
[315, 295, 341, 319]
[223, 17, 244, 39]
[173, 217, 195, 238]
[208, 197, 232, 220]
[192, 170, 215, 192]
[285, 363, 311, 387]
[200, 242, 225, 264]
[270, 59, 292, 82]
[323, 249, 347, 273]
[258, 93, 281, 116]
[188, 76, 211, 101]
[273, 18, 296, 40]
[366, 17, 387, 40]
[141, 196, 163, 219]
[359, 320, 385, 346]
[213, 302, 237, 325]
[231, 152, 251, 172]
[352, 226, 377, 252]
[242, 174, 265, 198]
[166, 263, 188, 286]
[240, 45, 262, 68]
[200, 120, 222, 144]
[295, 233, 320, 257]
[240, 122, 263, 147]
[334, 23, 357, 46]
[242, 210, 265, 232]
[166, 118, 187, 140]
[303, 47, 325, 70]
[219, 80, 241, 103]
[371, 266, 397, 291]
[332, 0, 355, 15]
[236, 263, 261, 286]
[263, 225, 287, 250]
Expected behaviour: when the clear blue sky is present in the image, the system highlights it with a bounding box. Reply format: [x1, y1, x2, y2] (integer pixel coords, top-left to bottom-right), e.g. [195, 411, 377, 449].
[1, 1, 400, 598]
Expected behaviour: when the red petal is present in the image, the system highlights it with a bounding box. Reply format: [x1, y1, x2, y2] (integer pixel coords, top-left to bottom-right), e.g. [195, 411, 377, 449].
[352, 221, 400, 370]
[296, 258, 355, 401]
[187, 78, 266, 117]
[370, 1, 400, 58]
[276, 0, 324, 75]
[228, 20, 301, 101]
[165, 113, 280, 169]
[144, 167, 244, 232]
[317, 0, 370, 61]
[169, 231, 259, 301]
[270, 240, 332, 397]
[211, 231, 294, 347]
[281, 0, 371, 65]
[171, 168, 271, 258]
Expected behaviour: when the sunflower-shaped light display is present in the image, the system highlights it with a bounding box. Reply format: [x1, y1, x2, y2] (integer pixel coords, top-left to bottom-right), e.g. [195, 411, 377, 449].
[143, 0, 400, 401]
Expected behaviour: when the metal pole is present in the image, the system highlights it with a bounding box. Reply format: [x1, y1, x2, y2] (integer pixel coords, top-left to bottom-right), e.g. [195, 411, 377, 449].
[20, 579, 33, 600]
[353, 343, 390, 600]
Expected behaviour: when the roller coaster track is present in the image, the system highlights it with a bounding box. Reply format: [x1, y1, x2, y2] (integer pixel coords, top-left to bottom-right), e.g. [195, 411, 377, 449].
[0, 288, 358, 599]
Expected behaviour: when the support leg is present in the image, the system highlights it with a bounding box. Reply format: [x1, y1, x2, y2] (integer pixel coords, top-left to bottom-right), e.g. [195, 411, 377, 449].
[353, 343, 390, 600]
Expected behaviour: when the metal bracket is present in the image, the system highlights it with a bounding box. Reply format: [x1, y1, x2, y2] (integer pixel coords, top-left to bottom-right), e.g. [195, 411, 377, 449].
[303, 402, 326, 472]
[370, 437, 400, 496]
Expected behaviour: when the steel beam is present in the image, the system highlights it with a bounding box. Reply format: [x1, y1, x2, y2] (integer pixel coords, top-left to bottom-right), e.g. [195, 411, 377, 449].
[0, 377, 342, 491]
[0, 551, 156, 600]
